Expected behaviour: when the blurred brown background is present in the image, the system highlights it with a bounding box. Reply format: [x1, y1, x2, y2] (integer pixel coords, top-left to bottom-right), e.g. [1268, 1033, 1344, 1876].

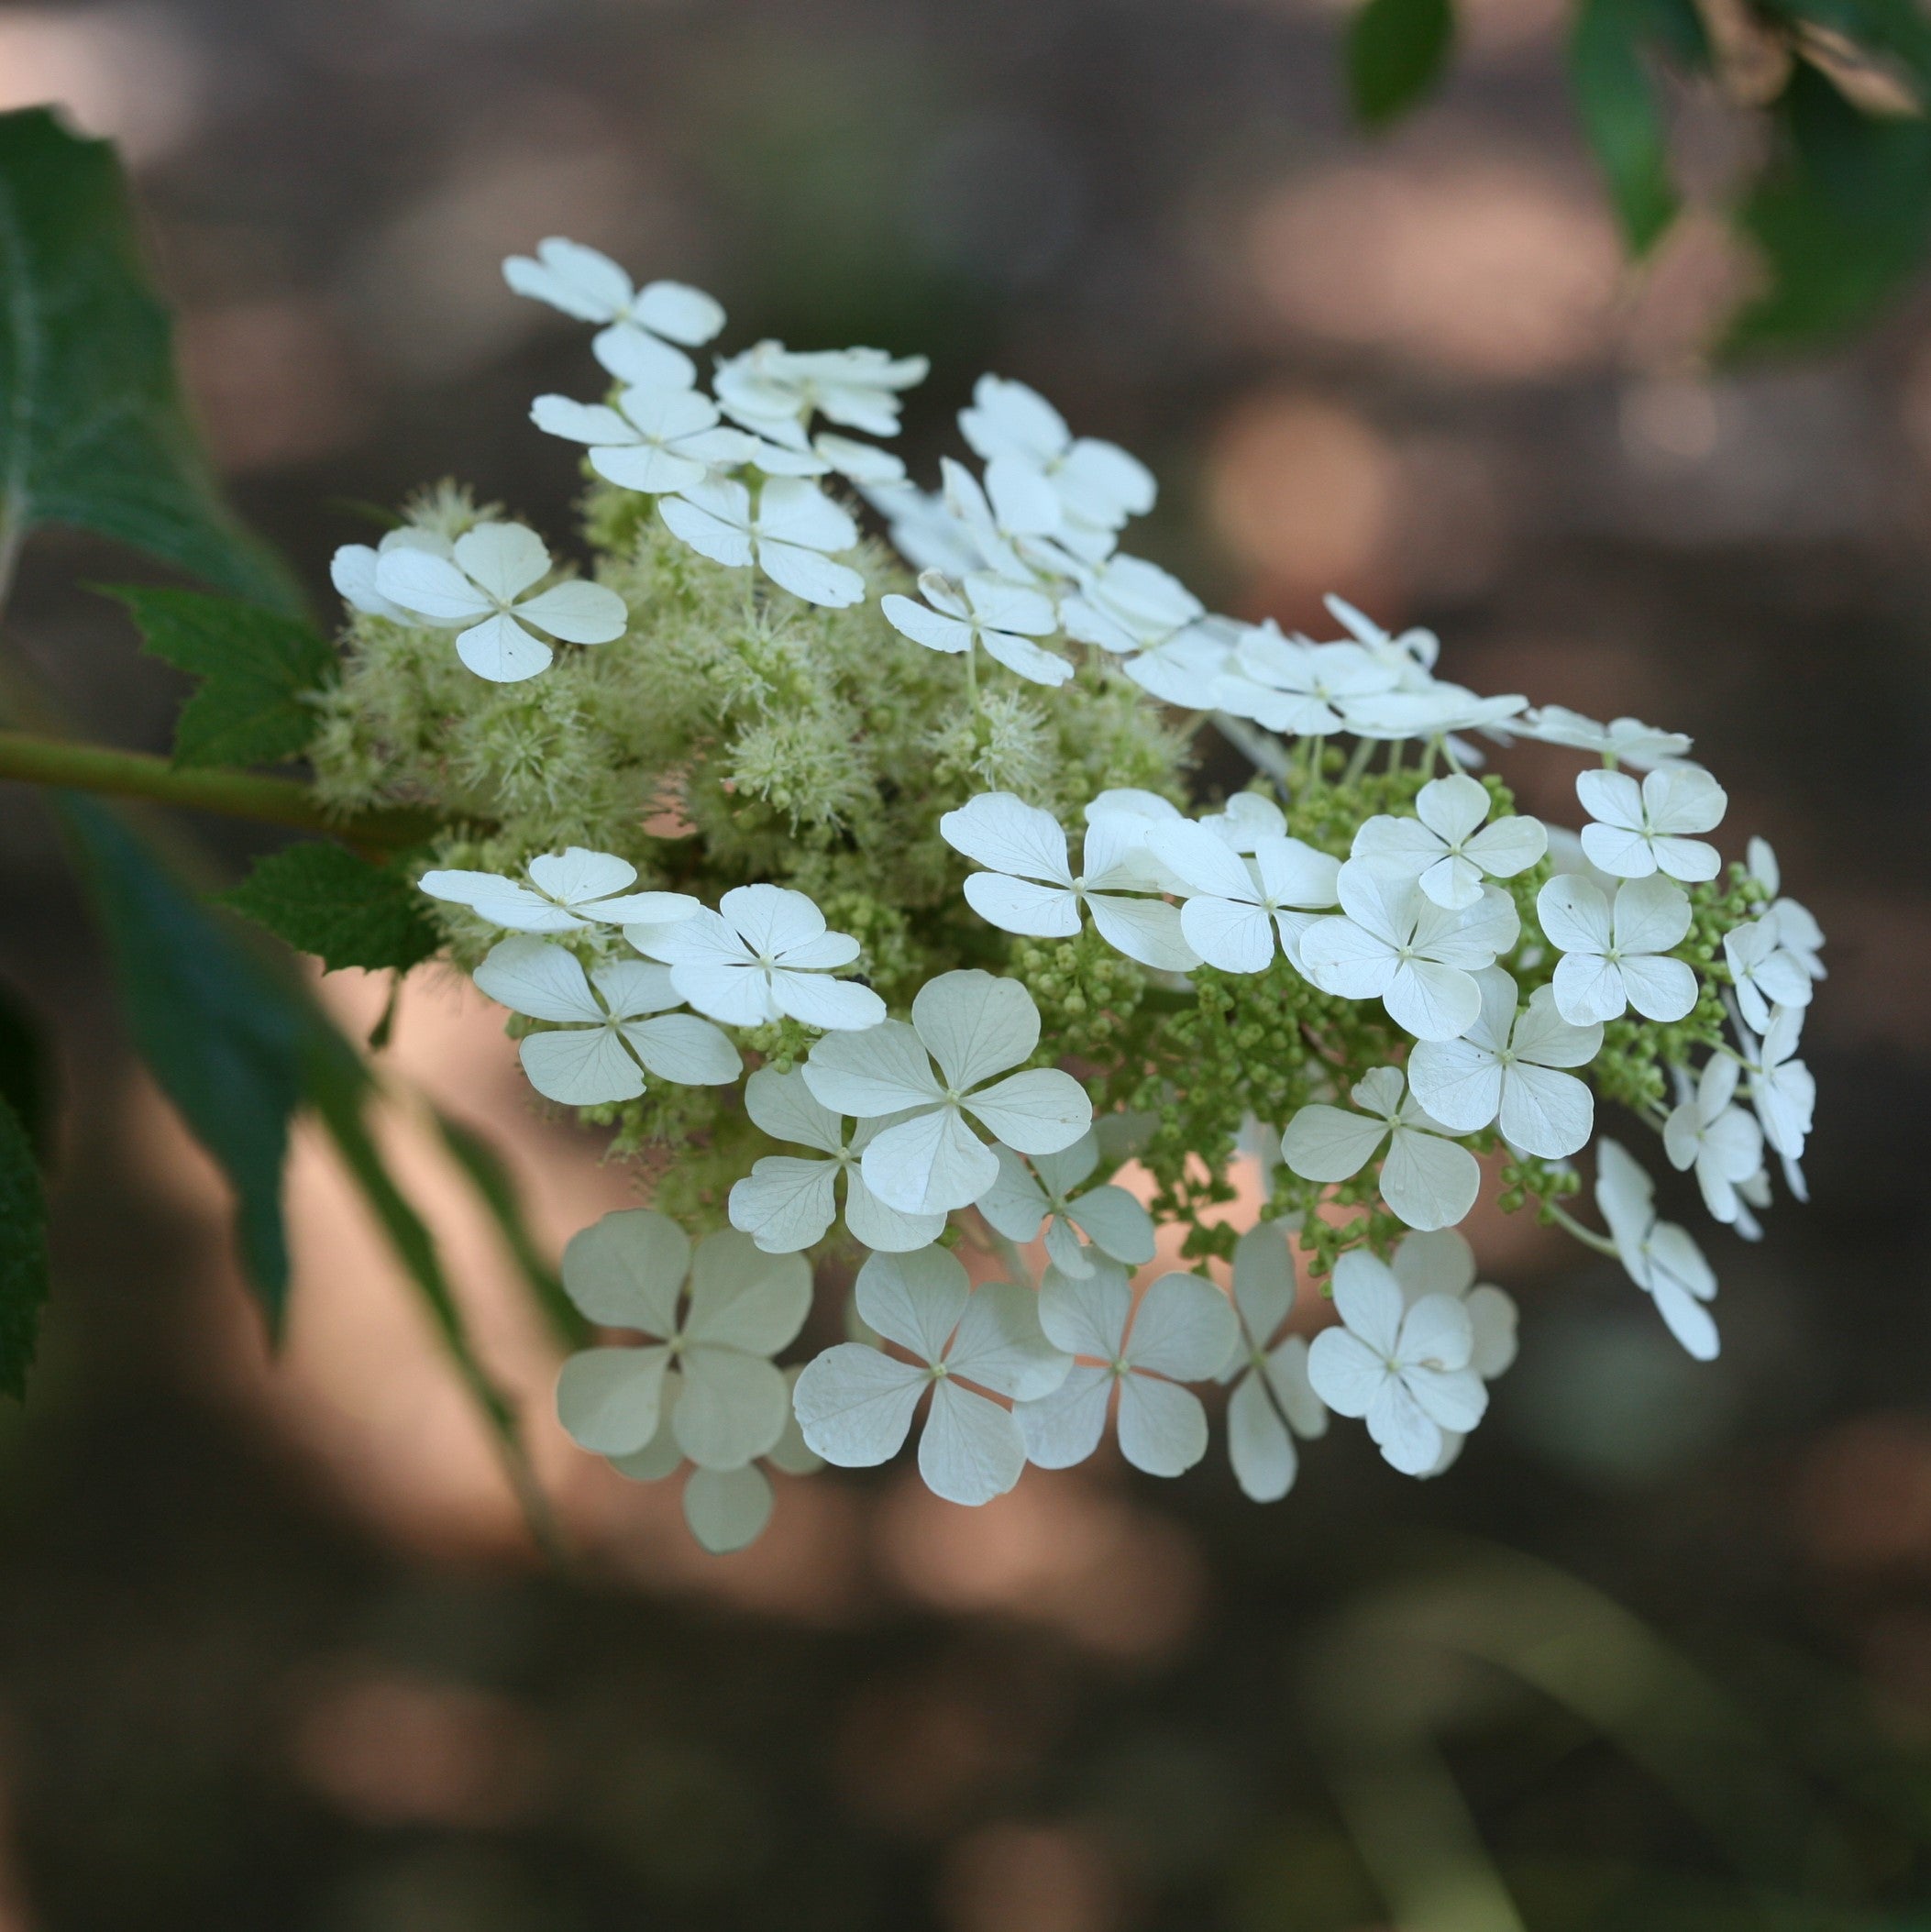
[3, 1, 1931, 1926]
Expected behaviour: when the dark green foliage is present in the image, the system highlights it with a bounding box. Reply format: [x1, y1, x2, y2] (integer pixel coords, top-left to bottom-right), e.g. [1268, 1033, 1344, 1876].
[106, 586, 336, 770]
[1571, 0, 1702, 254]
[0, 109, 302, 613]
[0, 1094, 48, 1400]
[56, 795, 305, 1330]
[221, 840, 440, 974]
[1347, 0, 1455, 125]
[0, 980, 54, 1167]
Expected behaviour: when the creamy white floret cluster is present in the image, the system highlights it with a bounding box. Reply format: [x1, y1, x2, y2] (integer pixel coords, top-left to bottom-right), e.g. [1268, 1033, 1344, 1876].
[327, 240, 1823, 1551]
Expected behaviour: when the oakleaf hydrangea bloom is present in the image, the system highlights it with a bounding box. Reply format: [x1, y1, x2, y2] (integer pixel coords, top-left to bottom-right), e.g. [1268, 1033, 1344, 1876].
[803, 971, 1092, 1214]
[728, 1067, 945, 1255]
[659, 479, 865, 608]
[792, 1245, 1067, 1506]
[1724, 916, 1815, 1034]
[1577, 767, 1727, 882]
[882, 572, 1072, 687]
[1535, 872, 1697, 1024]
[1595, 1140, 1720, 1360]
[1390, 1230, 1517, 1476]
[1352, 773, 1548, 911]
[976, 1135, 1157, 1279]
[632, 885, 886, 1032]
[1015, 1260, 1239, 1478]
[1280, 1066, 1480, 1232]
[531, 383, 755, 495]
[1517, 705, 1692, 767]
[1663, 1057, 1765, 1226]
[1407, 969, 1602, 1160]
[942, 791, 1197, 970]
[610, 1365, 822, 1554]
[336, 237, 1829, 1548]
[420, 847, 697, 935]
[1299, 861, 1520, 1041]
[1147, 821, 1340, 975]
[375, 522, 628, 682]
[1307, 1249, 1488, 1477]
[554, 1210, 811, 1465]
[1219, 1225, 1327, 1503]
[472, 940, 739, 1105]
[504, 237, 723, 384]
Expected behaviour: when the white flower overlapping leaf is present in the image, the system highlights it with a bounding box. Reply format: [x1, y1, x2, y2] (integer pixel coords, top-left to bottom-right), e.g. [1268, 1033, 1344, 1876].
[1280, 1065, 1480, 1232]
[631, 885, 886, 1032]
[1307, 1249, 1488, 1476]
[727, 1067, 945, 1255]
[1015, 1260, 1239, 1477]
[941, 791, 1197, 970]
[659, 478, 865, 609]
[555, 1210, 811, 1466]
[1219, 1224, 1327, 1502]
[503, 237, 724, 383]
[1576, 767, 1727, 882]
[1407, 967, 1602, 1160]
[1147, 820, 1340, 976]
[1299, 860, 1520, 1041]
[421, 846, 697, 935]
[1595, 1140, 1719, 1360]
[803, 971, 1093, 1215]
[792, 1245, 1068, 1506]
[331, 527, 451, 622]
[975, 1133, 1156, 1279]
[1352, 773, 1548, 912]
[374, 523, 629, 682]
[473, 939, 740, 1105]
[1535, 872, 1697, 1025]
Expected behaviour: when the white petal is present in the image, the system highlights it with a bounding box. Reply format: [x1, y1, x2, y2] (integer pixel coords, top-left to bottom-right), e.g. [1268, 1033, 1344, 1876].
[1363, 1378, 1444, 1476]
[556, 1344, 668, 1456]
[745, 1065, 844, 1153]
[1116, 1374, 1209, 1477]
[683, 1231, 811, 1354]
[1396, 1293, 1475, 1373]
[1614, 875, 1694, 954]
[1406, 1036, 1503, 1134]
[881, 594, 972, 654]
[945, 1280, 1071, 1401]
[1232, 1223, 1296, 1349]
[1390, 1229, 1475, 1304]
[560, 1207, 688, 1333]
[1306, 1330, 1387, 1420]
[621, 1013, 740, 1085]
[792, 1344, 925, 1465]
[1066, 1185, 1156, 1267]
[659, 489, 754, 568]
[843, 1170, 949, 1253]
[1125, 1272, 1239, 1382]
[1619, 955, 1699, 1022]
[940, 793, 1074, 886]
[472, 937, 602, 1021]
[756, 538, 866, 608]
[1551, 952, 1628, 1025]
[519, 1026, 644, 1104]
[1085, 895, 1199, 972]
[1416, 773, 1492, 845]
[804, 1021, 943, 1118]
[669, 959, 778, 1028]
[965, 1068, 1093, 1157]
[769, 969, 888, 1032]
[912, 969, 1039, 1090]
[1537, 875, 1614, 955]
[505, 237, 630, 320]
[531, 393, 635, 447]
[1576, 767, 1645, 832]
[1015, 1364, 1114, 1469]
[1297, 914, 1396, 1000]
[861, 1105, 999, 1216]
[1498, 1062, 1595, 1162]
[1512, 984, 1603, 1069]
[456, 613, 554, 683]
[1280, 1103, 1387, 1183]
[1379, 1129, 1482, 1231]
[1180, 896, 1276, 975]
[920, 1380, 1027, 1505]
[634, 279, 725, 344]
[373, 549, 492, 624]
[1228, 1372, 1298, 1502]
[1580, 820, 1660, 878]
[1463, 812, 1547, 878]
[455, 523, 550, 602]
[729, 1156, 840, 1253]
[1383, 958, 1483, 1043]
[1036, 1258, 1132, 1358]
[979, 627, 1075, 686]
[681, 1464, 773, 1554]
[515, 580, 628, 645]
[964, 873, 1081, 938]
[674, 1346, 790, 1470]
[1331, 1250, 1406, 1355]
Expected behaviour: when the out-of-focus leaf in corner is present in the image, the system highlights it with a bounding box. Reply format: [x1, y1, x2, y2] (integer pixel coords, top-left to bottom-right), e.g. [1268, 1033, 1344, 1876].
[222, 841, 441, 975]
[1348, 0, 1456, 126]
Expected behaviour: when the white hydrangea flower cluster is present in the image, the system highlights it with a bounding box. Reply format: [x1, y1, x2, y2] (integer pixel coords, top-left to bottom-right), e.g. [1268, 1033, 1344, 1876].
[329, 240, 1826, 1551]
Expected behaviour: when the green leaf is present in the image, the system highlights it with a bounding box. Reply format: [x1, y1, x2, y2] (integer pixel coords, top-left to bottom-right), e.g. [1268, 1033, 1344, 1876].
[1348, 0, 1456, 125]
[0, 108, 302, 614]
[0, 1094, 49, 1401]
[0, 979, 54, 1167]
[1572, 0, 1690, 255]
[105, 585, 334, 770]
[1724, 64, 1931, 353]
[432, 1109, 587, 1349]
[55, 793, 305, 1329]
[222, 840, 441, 974]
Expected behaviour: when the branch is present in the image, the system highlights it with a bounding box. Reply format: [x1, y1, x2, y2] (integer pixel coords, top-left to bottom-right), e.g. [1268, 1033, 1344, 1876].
[0, 730, 451, 849]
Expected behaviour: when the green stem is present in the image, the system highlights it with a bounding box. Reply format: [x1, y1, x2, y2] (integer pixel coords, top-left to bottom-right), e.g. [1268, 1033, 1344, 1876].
[1341, 736, 1375, 786]
[0, 729, 452, 848]
[1546, 1200, 1619, 1260]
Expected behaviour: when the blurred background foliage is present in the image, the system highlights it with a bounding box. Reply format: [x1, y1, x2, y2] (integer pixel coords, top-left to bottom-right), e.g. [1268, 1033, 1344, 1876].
[3, 0, 1931, 1927]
